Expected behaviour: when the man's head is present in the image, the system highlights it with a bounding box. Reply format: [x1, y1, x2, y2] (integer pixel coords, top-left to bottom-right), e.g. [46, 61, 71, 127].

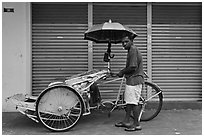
[122, 36, 133, 50]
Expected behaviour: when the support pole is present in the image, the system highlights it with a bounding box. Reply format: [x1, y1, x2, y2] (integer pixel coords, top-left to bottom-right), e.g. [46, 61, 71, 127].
[147, 2, 152, 82]
[88, 3, 93, 71]
[147, 2, 152, 98]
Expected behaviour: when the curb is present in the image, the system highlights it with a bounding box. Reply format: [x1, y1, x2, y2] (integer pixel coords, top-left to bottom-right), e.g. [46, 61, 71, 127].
[161, 101, 202, 110]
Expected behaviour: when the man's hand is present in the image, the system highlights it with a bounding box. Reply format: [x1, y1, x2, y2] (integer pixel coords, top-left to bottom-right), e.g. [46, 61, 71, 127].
[117, 67, 136, 78]
[117, 71, 124, 78]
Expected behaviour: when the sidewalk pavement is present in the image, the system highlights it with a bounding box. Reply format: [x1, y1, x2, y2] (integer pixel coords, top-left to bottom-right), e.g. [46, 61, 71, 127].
[2, 109, 202, 135]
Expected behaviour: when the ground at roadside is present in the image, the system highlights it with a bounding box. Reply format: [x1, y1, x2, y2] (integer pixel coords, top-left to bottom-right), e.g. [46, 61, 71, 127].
[2, 109, 202, 135]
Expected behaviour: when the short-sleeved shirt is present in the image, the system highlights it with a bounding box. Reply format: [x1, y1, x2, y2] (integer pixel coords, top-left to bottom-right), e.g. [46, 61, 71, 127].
[125, 45, 144, 86]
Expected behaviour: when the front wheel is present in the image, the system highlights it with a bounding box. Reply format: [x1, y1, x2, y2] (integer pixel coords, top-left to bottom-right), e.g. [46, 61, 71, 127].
[36, 85, 84, 132]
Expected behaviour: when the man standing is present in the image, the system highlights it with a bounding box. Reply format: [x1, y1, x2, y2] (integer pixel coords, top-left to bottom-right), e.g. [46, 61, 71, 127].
[115, 36, 144, 131]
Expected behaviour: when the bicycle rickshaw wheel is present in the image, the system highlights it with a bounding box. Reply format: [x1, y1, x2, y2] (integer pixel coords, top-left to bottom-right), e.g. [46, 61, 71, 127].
[36, 85, 84, 132]
[139, 81, 163, 121]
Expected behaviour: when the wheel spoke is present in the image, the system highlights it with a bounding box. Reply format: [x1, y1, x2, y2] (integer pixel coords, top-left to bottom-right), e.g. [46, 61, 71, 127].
[51, 115, 57, 128]
[58, 115, 62, 129]
[62, 115, 68, 129]
[45, 114, 55, 127]
[68, 116, 75, 124]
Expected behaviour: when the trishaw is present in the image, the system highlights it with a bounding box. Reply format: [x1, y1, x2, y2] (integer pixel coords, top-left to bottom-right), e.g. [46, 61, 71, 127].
[7, 20, 163, 132]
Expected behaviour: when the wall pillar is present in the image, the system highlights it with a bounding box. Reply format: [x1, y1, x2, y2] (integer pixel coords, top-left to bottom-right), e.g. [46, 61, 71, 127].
[88, 3, 93, 70]
[2, 2, 31, 111]
[147, 2, 152, 98]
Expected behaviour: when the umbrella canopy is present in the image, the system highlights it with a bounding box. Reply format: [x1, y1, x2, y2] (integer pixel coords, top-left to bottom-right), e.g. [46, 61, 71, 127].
[84, 20, 137, 43]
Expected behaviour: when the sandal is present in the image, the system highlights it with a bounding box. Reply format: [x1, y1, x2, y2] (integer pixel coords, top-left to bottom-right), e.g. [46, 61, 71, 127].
[115, 122, 131, 128]
[124, 126, 142, 131]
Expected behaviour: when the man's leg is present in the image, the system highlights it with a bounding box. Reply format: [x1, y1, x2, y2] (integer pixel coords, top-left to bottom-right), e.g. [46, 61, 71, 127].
[124, 104, 142, 131]
[115, 104, 132, 127]
[123, 104, 132, 123]
[133, 84, 142, 127]
[115, 85, 132, 127]
[132, 104, 141, 127]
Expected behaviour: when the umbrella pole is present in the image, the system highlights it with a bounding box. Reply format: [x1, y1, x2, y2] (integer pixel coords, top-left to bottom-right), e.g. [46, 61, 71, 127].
[108, 62, 110, 70]
[107, 42, 111, 70]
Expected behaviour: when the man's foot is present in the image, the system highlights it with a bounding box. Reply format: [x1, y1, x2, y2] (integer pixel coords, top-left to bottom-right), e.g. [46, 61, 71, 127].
[115, 122, 131, 128]
[124, 125, 142, 131]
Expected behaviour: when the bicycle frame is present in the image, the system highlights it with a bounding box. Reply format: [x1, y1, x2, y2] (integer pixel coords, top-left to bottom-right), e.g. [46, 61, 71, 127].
[62, 69, 125, 115]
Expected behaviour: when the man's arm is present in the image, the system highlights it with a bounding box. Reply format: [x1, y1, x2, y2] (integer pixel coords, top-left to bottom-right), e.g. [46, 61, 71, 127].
[118, 47, 138, 77]
[117, 66, 136, 77]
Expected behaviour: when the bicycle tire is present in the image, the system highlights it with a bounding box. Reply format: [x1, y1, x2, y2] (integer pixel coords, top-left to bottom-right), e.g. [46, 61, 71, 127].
[36, 85, 84, 132]
[140, 81, 163, 121]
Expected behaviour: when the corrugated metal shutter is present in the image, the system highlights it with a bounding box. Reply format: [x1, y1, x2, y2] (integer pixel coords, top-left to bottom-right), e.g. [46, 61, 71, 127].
[31, 2, 201, 101]
[93, 3, 147, 100]
[32, 3, 88, 95]
[152, 3, 202, 101]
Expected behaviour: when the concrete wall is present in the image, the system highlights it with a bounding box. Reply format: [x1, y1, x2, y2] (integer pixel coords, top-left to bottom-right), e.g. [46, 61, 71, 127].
[2, 2, 31, 112]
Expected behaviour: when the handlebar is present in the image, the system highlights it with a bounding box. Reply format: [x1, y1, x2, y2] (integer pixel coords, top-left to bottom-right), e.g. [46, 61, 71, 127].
[109, 72, 118, 77]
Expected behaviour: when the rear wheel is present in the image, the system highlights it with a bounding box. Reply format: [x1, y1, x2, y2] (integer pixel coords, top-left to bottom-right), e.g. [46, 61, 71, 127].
[140, 82, 163, 121]
[36, 85, 83, 132]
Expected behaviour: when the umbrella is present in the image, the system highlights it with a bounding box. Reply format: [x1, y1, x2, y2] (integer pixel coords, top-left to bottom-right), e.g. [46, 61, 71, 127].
[84, 19, 137, 44]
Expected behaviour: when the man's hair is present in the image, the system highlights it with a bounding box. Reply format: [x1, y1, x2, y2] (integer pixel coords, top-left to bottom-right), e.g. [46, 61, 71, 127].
[128, 36, 134, 41]
[123, 35, 134, 41]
